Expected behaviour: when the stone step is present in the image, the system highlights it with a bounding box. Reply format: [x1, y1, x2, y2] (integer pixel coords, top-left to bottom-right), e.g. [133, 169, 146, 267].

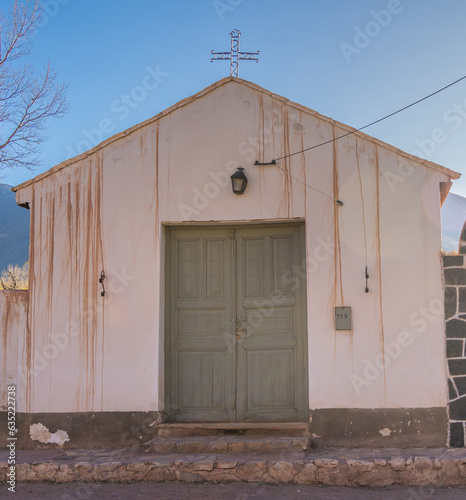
[143, 436, 310, 454]
[155, 422, 310, 438]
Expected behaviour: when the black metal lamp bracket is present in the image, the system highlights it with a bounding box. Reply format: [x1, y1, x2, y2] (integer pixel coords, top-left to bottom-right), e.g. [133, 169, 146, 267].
[99, 270, 106, 297]
[254, 160, 276, 166]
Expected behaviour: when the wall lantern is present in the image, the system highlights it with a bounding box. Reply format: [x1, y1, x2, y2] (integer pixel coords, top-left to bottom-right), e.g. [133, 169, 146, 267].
[231, 167, 248, 194]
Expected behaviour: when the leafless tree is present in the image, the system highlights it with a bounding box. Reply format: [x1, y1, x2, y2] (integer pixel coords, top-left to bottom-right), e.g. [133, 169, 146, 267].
[0, 0, 68, 172]
[0, 261, 28, 289]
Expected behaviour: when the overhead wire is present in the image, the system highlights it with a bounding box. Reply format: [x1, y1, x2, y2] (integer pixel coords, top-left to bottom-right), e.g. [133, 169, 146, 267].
[273, 73, 466, 162]
[274, 162, 343, 204]
[259, 74, 466, 204]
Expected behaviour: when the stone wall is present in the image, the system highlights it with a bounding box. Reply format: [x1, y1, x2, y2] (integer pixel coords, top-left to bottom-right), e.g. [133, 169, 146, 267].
[2, 449, 466, 487]
[443, 255, 466, 447]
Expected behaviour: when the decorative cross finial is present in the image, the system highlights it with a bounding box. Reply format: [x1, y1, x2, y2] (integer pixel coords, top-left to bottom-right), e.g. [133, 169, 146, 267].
[211, 29, 259, 77]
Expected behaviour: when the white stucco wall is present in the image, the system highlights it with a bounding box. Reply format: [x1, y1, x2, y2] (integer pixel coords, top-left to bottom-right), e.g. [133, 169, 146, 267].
[0, 291, 28, 411]
[13, 78, 457, 413]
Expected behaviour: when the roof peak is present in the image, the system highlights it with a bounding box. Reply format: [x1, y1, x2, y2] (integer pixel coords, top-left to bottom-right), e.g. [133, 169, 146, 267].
[13, 77, 460, 191]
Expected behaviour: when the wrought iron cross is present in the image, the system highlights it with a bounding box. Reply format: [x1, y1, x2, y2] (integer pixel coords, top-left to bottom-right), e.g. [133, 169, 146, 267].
[211, 29, 259, 77]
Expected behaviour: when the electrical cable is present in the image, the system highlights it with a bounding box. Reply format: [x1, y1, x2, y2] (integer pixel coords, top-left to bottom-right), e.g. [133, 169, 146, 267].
[274, 162, 343, 204]
[270, 74, 466, 162]
[259, 73, 466, 205]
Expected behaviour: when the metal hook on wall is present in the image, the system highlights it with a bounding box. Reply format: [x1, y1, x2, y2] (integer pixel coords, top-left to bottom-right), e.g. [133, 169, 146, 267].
[99, 270, 106, 297]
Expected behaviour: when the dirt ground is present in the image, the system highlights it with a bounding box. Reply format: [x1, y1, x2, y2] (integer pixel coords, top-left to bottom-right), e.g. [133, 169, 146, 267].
[5, 482, 466, 499]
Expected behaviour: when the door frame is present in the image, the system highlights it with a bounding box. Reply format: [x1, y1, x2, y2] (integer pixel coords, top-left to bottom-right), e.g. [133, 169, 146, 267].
[163, 221, 309, 422]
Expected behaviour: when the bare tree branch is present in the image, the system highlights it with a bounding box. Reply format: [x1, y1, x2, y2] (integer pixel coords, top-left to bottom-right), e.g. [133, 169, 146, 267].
[0, 0, 68, 172]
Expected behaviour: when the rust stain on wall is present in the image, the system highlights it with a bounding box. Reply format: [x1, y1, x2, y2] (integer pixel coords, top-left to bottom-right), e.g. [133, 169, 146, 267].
[297, 113, 306, 192]
[374, 146, 387, 399]
[330, 125, 342, 379]
[257, 95, 266, 218]
[166, 120, 172, 196]
[154, 123, 160, 252]
[259, 93, 265, 164]
[301, 132, 308, 227]
[25, 183, 36, 413]
[46, 191, 56, 402]
[2, 295, 10, 380]
[65, 180, 74, 319]
[38, 154, 105, 412]
[277, 107, 291, 218]
[332, 126, 344, 307]
[1, 291, 29, 412]
[97, 152, 106, 413]
[355, 137, 369, 270]
[84, 161, 94, 409]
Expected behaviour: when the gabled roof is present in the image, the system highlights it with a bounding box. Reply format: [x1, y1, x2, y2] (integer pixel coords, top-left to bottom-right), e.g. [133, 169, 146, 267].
[13, 77, 461, 192]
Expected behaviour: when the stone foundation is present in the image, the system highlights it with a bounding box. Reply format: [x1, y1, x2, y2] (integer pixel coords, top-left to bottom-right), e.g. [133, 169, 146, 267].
[0, 411, 165, 450]
[308, 408, 447, 447]
[1, 451, 466, 487]
[1, 408, 449, 450]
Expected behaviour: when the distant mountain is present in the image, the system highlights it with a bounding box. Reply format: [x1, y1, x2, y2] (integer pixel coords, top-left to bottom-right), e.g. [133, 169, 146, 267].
[441, 192, 466, 253]
[0, 184, 30, 272]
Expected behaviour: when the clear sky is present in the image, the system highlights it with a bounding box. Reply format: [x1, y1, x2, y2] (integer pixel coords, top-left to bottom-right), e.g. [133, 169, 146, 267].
[2, 0, 466, 197]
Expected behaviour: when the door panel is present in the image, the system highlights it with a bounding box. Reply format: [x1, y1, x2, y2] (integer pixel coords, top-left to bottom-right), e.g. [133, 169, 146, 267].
[236, 226, 305, 421]
[167, 228, 235, 422]
[166, 224, 307, 422]
[247, 350, 294, 407]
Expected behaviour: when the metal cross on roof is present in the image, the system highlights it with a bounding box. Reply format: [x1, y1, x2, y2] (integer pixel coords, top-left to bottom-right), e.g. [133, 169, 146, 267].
[211, 29, 259, 77]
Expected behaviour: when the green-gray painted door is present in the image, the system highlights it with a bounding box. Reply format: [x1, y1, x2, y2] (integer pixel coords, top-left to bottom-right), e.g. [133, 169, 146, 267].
[165, 224, 308, 422]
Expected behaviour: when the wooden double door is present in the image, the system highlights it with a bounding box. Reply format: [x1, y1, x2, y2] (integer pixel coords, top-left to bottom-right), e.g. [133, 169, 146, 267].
[165, 224, 308, 422]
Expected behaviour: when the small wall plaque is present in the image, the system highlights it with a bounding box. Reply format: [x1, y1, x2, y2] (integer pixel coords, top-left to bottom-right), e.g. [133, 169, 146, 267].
[335, 306, 352, 331]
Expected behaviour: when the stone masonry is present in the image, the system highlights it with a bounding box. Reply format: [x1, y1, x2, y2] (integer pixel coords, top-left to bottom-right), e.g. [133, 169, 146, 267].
[443, 254, 466, 447]
[1, 448, 466, 487]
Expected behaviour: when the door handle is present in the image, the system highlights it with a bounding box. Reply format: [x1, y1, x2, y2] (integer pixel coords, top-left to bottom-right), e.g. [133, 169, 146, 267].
[236, 326, 247, 338]
[236, 316, 247, 338]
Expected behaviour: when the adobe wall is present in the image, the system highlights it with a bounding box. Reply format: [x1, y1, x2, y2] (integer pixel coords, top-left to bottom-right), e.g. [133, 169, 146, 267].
[0, 290, 28, 445]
